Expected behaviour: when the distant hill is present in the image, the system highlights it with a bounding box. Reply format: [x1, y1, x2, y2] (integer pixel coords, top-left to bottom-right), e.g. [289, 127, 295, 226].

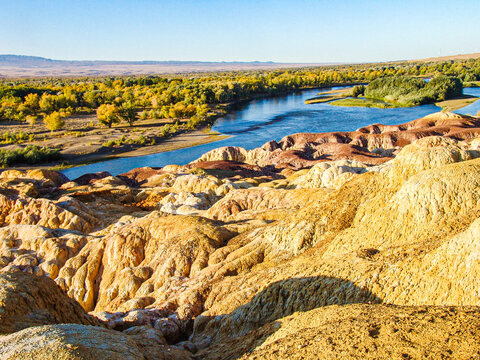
[411, 52, 480, 63]
[0, 55, 324, 78]
[0, 55, 60, 65]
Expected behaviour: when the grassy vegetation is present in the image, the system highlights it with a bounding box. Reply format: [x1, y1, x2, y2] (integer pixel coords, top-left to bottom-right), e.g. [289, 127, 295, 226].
[330, 98, 397, 108]
[102, 134, 149, 147]
[0, 145, 61, 167]
[0, 130, 31, 144]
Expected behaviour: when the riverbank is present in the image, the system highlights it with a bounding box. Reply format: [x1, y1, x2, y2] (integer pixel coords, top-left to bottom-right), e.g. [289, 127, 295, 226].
[19, 129, 228, 171]
[55, 129, 229, 170]
[0, 110, 231, 170]
[1, 84, 364, 171]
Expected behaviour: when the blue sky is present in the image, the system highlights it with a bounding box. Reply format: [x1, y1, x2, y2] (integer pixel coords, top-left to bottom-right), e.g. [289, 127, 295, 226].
[1, 0, 479, 62]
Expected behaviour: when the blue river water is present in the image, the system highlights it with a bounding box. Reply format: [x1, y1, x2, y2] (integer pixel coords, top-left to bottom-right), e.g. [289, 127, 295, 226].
[62, 87, 480, 179]
[455, 86, 480, 115]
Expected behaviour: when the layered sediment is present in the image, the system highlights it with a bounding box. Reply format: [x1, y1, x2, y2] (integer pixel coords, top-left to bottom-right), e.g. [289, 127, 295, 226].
[1, 112, 480, 359]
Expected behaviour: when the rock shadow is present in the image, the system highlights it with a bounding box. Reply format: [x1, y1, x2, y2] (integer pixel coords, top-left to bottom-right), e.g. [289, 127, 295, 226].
[193, 275, 382, 359]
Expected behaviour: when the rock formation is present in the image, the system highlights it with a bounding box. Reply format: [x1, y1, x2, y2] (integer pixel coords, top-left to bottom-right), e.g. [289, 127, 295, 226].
[0, 271, 101, 334]
[0, 324, 192, 360]
[194, 111, 480, 169]
[202, 304, 480, 360]
[1, 112, 480, 358]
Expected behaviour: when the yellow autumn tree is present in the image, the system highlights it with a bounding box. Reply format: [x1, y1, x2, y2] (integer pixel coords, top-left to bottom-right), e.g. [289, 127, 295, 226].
[43, 111, 64, 132]
[96, 104, 120, 128]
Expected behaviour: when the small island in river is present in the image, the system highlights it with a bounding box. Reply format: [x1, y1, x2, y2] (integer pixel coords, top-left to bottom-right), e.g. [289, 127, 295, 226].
[306, 75, 479, 111]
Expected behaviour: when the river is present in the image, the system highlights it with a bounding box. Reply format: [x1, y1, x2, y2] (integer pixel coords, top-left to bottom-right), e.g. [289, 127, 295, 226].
[62, 87, 480, 179]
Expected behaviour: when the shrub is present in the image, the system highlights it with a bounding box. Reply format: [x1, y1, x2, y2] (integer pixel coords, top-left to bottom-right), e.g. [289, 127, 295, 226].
[160, 124, 171, 137]
[115, 135, 126, 146]
[365, 76, 426, 101]
[102, 140, 116, 147]
[0, 145, 61, 167]
[426, 75, 462, 101]
[117, 102, 138, 126]
[131, 135, 146, 145]
[0, 130, 28, 144]
[187, 115, 202, 129]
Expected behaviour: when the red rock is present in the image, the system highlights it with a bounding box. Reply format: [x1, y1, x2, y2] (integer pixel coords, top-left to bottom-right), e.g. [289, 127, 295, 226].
[118, 167, 165, 186]
[73, 171, 112, 185]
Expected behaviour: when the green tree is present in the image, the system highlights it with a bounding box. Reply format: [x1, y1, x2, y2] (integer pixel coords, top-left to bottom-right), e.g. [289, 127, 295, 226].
[351, 85, 365, 97]
[96, 104, 120, 128]
[43, 111, 64, 132]
[117, 102, 138, 126]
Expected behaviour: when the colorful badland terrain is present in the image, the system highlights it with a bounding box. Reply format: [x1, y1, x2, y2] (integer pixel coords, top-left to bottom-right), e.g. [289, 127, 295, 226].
[1, 108, 480, 358]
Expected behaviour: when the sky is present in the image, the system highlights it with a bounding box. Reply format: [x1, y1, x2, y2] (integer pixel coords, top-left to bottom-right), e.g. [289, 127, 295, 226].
[1, 0, 479, 63]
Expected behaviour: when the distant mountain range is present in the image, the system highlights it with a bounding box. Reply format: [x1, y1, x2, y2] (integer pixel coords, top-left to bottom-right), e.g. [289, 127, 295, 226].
[0, 55, 324, 78]
[2, 53, 479, 78]
[0, 55, 281, 67]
